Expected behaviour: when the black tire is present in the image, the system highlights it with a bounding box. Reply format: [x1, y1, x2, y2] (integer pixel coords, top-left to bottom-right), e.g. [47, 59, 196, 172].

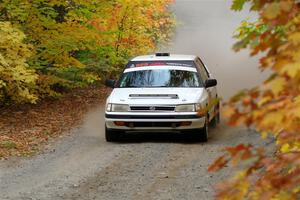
[105, 126, 120, 142]
[216, 102, 221, 124]
[187, 116, 208, 142]
[210, 104, 221, 128]
[215, 110, 220, 124]
[200, 116, 209, 142]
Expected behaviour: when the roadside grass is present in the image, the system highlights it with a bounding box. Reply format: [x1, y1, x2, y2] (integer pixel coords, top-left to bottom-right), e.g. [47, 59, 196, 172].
[0, 86, 110, 159]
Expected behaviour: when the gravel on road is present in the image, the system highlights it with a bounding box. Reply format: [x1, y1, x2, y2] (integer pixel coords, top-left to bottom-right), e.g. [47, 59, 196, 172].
[0, 106, 270, 200]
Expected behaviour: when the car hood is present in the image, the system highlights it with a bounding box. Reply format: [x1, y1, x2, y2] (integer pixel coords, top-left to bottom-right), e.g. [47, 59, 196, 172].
[107, 88, 206, 105]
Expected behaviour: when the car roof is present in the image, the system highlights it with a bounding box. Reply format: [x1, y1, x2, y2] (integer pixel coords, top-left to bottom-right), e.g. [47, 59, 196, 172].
[131, 54, 197, 61]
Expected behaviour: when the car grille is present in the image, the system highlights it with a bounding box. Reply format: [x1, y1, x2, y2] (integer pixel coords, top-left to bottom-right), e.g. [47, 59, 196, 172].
[130, 106, 175, 112]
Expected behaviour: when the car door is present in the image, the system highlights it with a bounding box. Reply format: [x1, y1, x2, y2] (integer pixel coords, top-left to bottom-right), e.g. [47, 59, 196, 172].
[195, 58, 217, 121]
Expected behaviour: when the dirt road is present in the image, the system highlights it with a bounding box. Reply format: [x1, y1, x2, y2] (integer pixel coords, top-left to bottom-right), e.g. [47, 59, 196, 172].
[0, 1, 269, 200]
[0, 106, 268, 200]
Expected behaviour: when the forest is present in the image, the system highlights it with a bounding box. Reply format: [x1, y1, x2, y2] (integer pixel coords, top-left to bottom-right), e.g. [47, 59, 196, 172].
[0, 0, 175, 105]
[1, 0, 300, 199]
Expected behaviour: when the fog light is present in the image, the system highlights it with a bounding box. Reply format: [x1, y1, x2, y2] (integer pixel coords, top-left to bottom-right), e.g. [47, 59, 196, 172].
[181, 121, 192, 126]
[114, 121, 125, 126]
[129, 123, 134, 128]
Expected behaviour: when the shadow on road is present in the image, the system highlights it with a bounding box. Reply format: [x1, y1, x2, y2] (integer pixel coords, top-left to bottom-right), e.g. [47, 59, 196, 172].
[112, 125, 222, 144]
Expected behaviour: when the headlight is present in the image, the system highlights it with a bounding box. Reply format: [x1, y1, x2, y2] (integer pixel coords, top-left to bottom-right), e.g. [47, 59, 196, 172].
[106, 104, 129, 112]
[195, 103, 202, 112]
[175, 103, 203, 112]
[175, 104, 195, 112]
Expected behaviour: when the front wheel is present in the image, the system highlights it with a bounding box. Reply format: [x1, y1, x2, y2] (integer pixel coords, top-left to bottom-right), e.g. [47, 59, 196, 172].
[210, 103, 220, 128]
[187, 116, 208, 142]
[200, 116, 209, 142]
[105, 126, 121, 142]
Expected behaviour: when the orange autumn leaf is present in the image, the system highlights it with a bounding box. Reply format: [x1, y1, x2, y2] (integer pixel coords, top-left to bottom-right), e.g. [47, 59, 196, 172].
[214, 0, 300, 199]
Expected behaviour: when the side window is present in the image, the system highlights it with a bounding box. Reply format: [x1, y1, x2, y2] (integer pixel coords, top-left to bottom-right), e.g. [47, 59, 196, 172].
[195, 58, 208, 81]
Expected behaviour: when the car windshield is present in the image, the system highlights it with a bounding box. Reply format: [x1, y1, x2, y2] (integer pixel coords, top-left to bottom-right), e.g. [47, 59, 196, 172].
[118, 69, 203, 88]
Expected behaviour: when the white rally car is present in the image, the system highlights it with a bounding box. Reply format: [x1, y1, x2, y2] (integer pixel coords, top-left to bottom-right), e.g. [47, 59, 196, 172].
[105, 53, 220, 142]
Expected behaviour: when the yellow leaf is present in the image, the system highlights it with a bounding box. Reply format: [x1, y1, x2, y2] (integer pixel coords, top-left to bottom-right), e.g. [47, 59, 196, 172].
[293, 187, 300, 195]
[266, 77, 286, 96]
[259, 112, 284, 130]
[222, 105, 235, 118]
[294, 96, 300, 103]
[258, 96, 272, 107]
[279, 62, 300, 78]
[261, 131, 268, 139]
[281, 143, 290, 153]
[289, 106, 300, 118]
[289, 32, 300, 46]
[290, 48, 300, 63]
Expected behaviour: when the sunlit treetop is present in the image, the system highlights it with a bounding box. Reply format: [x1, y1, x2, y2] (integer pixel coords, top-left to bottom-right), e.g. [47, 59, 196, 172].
[0, 0, 175, 103]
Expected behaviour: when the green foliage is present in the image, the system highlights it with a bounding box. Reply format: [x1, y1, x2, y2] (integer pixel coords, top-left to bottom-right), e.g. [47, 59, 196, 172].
[233, 20, 286, 56]
[233, 20, 268, 52]
[0, 0, 175, 104]
[231, 0, 248, 11]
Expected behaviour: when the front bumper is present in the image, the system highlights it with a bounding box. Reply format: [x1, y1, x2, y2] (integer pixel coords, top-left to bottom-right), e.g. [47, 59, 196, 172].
[105, 113, 206, 131]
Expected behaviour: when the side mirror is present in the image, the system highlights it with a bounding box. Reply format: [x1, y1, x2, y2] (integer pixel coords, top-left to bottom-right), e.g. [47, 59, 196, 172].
[105, 79, 116, 88]
[205, 79, 217, 88]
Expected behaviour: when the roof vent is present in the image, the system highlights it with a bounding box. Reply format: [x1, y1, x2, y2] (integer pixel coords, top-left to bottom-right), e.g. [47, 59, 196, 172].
[155, 52, 170, 57]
